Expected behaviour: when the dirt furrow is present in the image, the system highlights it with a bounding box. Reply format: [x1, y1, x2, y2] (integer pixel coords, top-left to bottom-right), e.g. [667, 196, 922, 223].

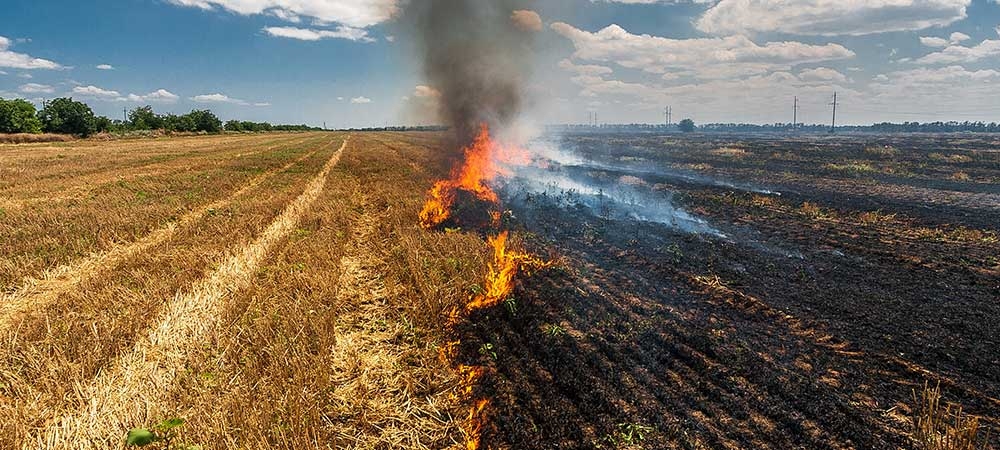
[0, 138, 330, 332]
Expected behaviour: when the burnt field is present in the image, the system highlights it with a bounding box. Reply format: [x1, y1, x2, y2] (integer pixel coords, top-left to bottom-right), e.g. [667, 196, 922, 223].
[453, 132, 1000, 449]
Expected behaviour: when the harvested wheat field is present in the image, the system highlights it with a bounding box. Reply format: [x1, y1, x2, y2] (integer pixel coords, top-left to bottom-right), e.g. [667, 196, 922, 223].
[0, 132, 493, 449]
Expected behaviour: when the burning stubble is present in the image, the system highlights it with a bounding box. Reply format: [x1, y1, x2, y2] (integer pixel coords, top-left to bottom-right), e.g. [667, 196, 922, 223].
[406, 0, 535, 144]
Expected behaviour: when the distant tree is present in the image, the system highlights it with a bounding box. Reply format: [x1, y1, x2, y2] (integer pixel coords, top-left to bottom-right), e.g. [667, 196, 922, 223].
[94, 115, 113, 133]
[679, 118, 695, 133]
[128, 105, 163, 130]
[162, 114, 196, 132]
[0, 98, 43, 133]
[186, 109, 222, 133]
[224, 120, 243, 132]
[38, 98, 98, 136]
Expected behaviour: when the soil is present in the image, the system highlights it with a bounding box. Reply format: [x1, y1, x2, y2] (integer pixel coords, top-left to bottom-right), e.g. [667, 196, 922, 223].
[455, 133, 1000, 449]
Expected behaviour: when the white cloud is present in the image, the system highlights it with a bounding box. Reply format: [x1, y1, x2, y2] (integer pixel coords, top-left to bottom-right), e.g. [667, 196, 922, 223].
[920, 36, 950, 48]
[798, 67, 849, 84]
[73, 85, 121, 99]
[558, 58, 613, 76]
[950, 32, 971, 43]
[19, 83, 54, 94]
[0, 35, 64, 70]
[351, 96, 372, 104]
[191, 92, 266, 106]
[124, 89, 180, 103]
[920, 31, 972, 48]
[166, 0, 398, 28]
[916, 37, 1000, 64]
[551, 23, 854, 80]
[17, 73, 32, 79]
[696, 0, 971, 36]
[263, 26, 373, 42]
[96, 64, 114, 70]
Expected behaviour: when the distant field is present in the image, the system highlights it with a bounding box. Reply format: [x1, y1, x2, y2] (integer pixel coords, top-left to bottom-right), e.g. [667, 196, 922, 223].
[2, 132, 997, 449]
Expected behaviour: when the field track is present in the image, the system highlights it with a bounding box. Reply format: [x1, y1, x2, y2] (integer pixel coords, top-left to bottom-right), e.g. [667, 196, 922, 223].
[27, 137, 348, 448]
[0, 137, 330, 332]
[1, 132, 477, 449]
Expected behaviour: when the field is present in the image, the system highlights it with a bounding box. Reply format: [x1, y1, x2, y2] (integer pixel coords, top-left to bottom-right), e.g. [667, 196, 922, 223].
[1, 131, 998, 449]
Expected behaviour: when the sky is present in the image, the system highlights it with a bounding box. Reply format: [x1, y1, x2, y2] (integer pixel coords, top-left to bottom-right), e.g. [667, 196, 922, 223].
[2, 0, 1000, 127]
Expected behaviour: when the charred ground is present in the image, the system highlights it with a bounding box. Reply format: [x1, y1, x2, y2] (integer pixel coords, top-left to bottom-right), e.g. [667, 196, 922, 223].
[450, 132, 999, 449]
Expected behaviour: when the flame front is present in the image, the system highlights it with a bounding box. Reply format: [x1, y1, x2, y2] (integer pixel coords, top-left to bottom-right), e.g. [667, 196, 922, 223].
[419, 124, 528, 229]
[419, 123, 545, 450]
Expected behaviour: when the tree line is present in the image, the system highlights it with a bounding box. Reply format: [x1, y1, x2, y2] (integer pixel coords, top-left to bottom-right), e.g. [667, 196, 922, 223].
[0, 97, 320, 137]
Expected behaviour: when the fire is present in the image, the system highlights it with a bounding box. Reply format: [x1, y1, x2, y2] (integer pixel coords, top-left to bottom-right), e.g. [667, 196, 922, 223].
[419, 124, 528, 229]
[419, 123, 546, 450]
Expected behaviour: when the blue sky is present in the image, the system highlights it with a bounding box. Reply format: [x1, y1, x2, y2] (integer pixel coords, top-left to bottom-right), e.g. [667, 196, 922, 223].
[2, 0, 1000, 127]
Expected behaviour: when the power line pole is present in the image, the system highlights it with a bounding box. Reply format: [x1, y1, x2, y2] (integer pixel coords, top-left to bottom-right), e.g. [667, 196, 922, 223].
[793, 96, 798, 130]
[829, 92, 838, 133]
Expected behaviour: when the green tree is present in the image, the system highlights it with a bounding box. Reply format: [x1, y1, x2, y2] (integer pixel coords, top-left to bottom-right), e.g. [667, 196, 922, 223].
[38, 98, 98, 136]
[224, 120, 243, 132]
[678, 118, 695, 133]
[0, 98, 43, 133]
[186, 109, 222, 133]
[94, 115, 113, 133]
[128, 105, 163, 130]
[162, 114, 196, 132]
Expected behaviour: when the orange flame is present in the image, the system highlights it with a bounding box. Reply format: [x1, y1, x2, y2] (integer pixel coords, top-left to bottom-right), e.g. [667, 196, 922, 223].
[419, 124, 528, 229]
[418, 123, 545, 450]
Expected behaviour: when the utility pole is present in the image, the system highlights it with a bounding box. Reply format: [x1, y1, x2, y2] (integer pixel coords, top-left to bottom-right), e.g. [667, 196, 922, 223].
[792, 97, 798, 130]
[668, 106, 672, 125]
[829, 92, 838, 133]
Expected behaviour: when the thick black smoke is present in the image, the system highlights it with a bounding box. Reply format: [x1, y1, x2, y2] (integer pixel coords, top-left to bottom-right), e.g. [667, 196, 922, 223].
[407, 0, 535, 144]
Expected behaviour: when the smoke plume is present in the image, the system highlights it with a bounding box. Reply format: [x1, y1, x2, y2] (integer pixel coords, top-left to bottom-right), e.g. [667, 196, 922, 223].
[407, 0, 536, 144]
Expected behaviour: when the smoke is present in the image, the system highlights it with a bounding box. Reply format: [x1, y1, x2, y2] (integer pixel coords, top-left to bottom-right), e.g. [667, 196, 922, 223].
[406, 0, 536, 144]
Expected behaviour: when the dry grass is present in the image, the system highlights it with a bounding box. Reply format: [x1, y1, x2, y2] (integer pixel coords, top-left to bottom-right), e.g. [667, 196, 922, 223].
[912, 382, 992, 450]
[0, 136, 340, 448]
[0, 133, 75, 144]
[0, 133, 321, 287]
[27, 138, 348, 448]
[865, 145, 899, 157]
[709, 147, 749, 158]
[0, 132, 488, 449]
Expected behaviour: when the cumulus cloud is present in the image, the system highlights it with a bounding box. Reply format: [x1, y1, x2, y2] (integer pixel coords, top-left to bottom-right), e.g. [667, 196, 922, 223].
[920, 31, 972, 47]
[798, 67, 849, 84]
[916, 37, 1000, 64]
[0, 35, 63, 70]
[191, 92, 266, 106]
[511, 10, 543, 32]
[72, 85, 179, 103]
[558, 58, 613, 76]
[551, 22, 854, 80]
[350, 96, 372, 104]
[167, 0, 399, 28]
[73, 85, 121, 99]
[19, 83, 54, 94]
[263, 25, 374, 42]
[696, 0, 971, 36]
[124, 89, 180, 103]
[96, 64, 114, 70]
